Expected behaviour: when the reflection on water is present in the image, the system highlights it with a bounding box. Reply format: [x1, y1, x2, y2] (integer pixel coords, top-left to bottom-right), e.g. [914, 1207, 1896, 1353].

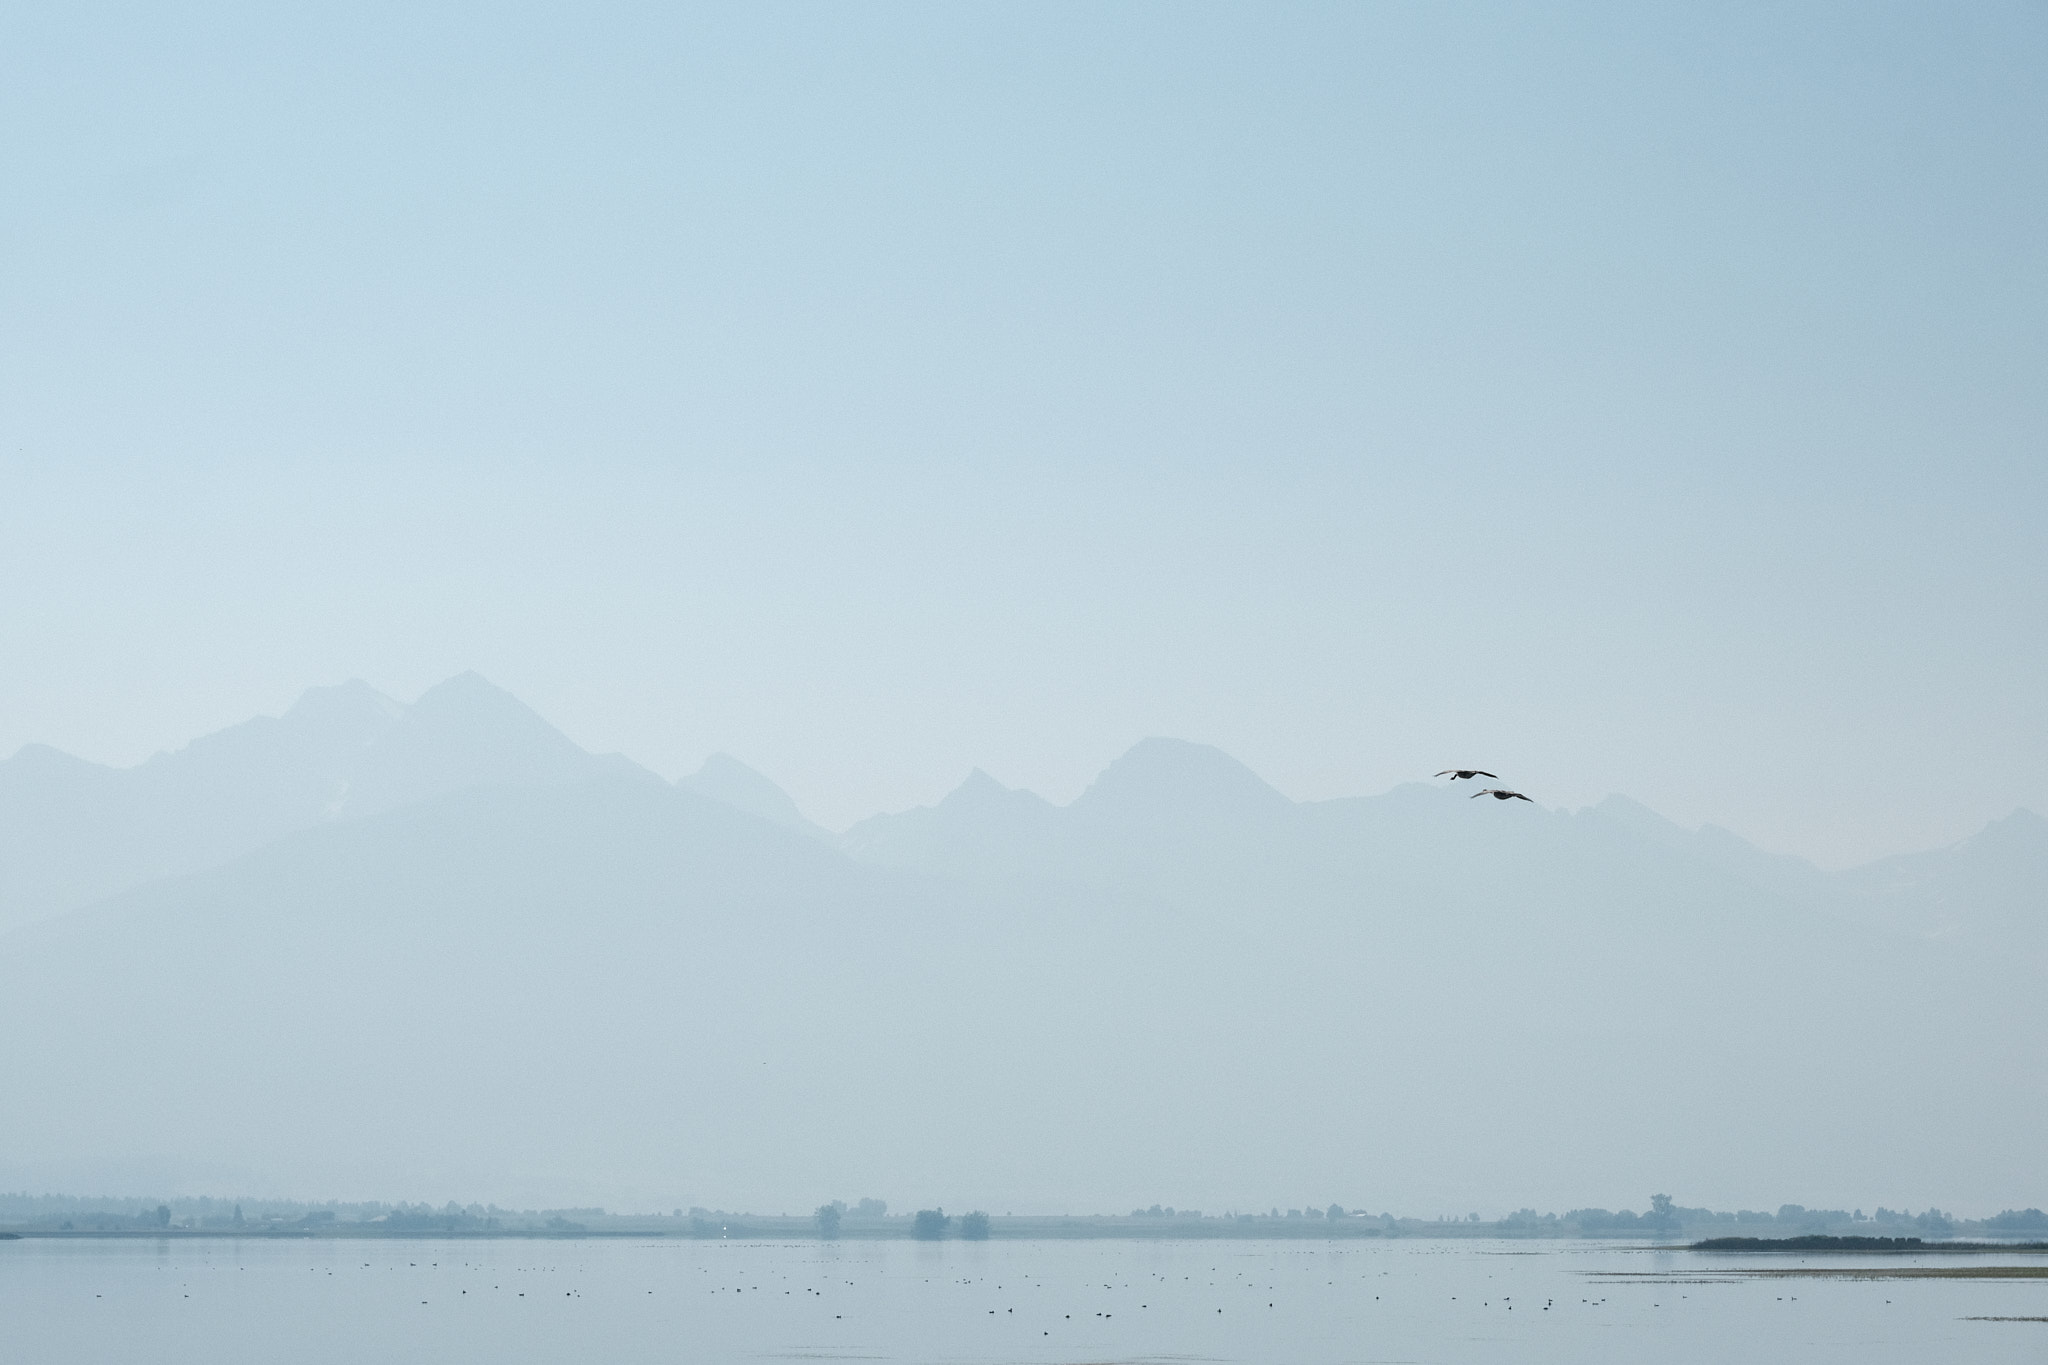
[3, 1236, 2044, 1363]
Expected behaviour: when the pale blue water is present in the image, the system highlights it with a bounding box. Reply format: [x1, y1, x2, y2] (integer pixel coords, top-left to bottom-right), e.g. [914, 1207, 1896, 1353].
[4, 1236, 2044, 1363]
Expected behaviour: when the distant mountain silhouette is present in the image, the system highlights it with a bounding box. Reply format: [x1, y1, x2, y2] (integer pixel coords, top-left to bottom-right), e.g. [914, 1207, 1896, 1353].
[341, 672, 619, 814]
[1830, 807, 2048, 945]
[0, 681, 2041, 1209]
[678, 753, 828, 840]
[0, 764, 2036, 1211]
[1069, 737, 1293, 825]
[1579, 794, 2047, 955]
[844, 740, 1309, 902]
[846, 752, 2045, 962]
[842, 769, 1067, 879]
[1587, 794, 1837, 904]
[0, 673, 637, 931]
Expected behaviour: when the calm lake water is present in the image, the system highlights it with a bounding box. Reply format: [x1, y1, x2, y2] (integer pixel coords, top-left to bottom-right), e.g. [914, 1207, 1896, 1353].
[5, 1235, 2043, 1363]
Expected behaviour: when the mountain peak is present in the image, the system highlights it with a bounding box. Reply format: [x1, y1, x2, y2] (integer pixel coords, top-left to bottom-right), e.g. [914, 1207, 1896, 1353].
[397, 673, 587, 756]
[0, 742, 110, 784]
[1069, 738, 1290, 825]
[282, 679, 405, 731]
[410, 670, 524, 714]
[0, 675, 631, 933]
[940, 767, 1026, 808]
[1590, 793, 1690, 848]
[1954, 807, 2048, 860]
[1985, 805, 2047, 836]
[923, 768, 1057, 822]
[320, 672, 605, 821]
[678, 754, 821, 836]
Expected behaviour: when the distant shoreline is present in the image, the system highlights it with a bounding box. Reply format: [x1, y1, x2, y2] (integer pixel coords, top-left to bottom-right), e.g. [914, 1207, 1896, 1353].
[1691, 1234, 2048, 1254]
[9, 1224, 2048, 1247]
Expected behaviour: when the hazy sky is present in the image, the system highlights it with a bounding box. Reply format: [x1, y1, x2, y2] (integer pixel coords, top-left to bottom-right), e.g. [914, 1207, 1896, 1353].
[3, 2, 2043, 866]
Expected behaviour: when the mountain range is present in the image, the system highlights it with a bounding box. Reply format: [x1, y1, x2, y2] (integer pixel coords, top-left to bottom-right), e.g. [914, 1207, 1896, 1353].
[0, 675, 2040, 1213]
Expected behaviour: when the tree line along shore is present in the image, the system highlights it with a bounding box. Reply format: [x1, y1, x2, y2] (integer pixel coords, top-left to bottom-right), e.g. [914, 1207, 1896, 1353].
[4, 1195, 2044, 1242]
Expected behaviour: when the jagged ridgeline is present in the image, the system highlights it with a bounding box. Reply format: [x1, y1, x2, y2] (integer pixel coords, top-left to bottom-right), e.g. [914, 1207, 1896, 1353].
[0, 676, 2043, 1210]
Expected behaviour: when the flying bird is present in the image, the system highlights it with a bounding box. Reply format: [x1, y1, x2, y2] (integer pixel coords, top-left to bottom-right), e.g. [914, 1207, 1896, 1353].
[1436, 769, 1498, 781]
[1471, 788, 1532, 802]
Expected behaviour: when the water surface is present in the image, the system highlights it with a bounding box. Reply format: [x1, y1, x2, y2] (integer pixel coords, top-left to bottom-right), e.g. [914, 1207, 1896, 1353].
[5, 1236, 2043, 1363]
